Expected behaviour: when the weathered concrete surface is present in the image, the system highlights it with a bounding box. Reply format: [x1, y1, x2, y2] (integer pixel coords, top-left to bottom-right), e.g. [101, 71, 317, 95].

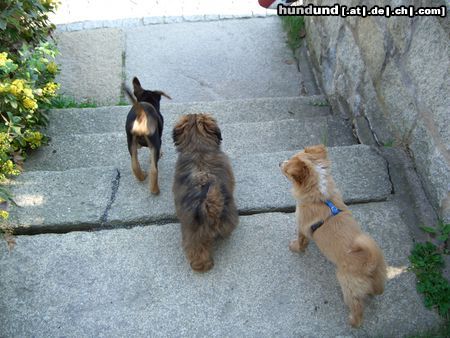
[0, 204, 440, 337]
[9, 145, 391, 233]
[304, 0, 450, 222]
[6, 167, 118, 233]
[55, 29, 124, 105]
[125, 17, 302, 102]
[45, 95, 330, 136]
[25, 117, 344, 171]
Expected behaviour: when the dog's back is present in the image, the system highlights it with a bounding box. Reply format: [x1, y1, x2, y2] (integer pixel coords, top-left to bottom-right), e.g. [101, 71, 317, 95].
[174, 151, 235, 234]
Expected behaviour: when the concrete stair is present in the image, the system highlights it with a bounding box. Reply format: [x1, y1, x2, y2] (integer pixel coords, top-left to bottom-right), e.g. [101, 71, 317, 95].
[0, 15, 441, 338]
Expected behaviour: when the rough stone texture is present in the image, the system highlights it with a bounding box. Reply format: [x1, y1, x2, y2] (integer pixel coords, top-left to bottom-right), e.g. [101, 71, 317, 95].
[125, 17, 302, 102]
[0, 204, 441, 337]
[6, 167, 118, 233]
[304, 0, 450, 222]
[45, 95, 330, 136]
[25, 117, 340, 171]
[55, 29, 124, 105]
[9, 146, 391, 233]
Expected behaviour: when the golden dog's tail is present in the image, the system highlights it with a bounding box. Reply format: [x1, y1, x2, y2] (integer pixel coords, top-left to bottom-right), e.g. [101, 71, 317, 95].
[350, 234, 387, 294]
[123, 84, 146, 120]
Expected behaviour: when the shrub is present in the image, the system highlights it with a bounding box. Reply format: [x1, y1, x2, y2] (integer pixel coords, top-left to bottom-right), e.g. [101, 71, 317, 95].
[0, 0, 60, 220]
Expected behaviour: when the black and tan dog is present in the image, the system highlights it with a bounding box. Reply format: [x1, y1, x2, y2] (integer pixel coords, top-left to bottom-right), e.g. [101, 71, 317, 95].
[172, 114, 239, 272]
[123, 77, 171, 194]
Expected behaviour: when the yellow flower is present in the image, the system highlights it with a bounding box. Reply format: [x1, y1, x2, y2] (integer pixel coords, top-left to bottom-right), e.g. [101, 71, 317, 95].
[46, 61, 58, 74]
[9, 79, 25, 96]
[23, 97, 38, 111]
[43, 82, 59, 97]
[0, 210, 8, 220]
[0, 52, 8, 67]
[23, 88, 33, 98]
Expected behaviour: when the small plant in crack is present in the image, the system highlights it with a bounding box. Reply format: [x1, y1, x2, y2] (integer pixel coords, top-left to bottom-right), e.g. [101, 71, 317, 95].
[382, 140, 395, 148]
[310, 100, 329, 107]
[409, 220, 450, 319]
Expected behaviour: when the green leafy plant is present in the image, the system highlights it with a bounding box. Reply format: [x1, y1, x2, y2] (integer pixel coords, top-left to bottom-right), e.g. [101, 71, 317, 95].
[50, 95, 98, 109]
[0, 0, 59, 51]
[281, 16, 305, 51]
[409, 221, 450, 319]
[0, 0, 60, 220]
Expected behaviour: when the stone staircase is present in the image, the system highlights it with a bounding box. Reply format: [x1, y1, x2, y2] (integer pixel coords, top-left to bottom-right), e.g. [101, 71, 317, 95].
[0, 16, 441, 337]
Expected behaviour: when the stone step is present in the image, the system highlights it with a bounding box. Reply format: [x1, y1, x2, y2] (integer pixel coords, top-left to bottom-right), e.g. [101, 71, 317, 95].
[0, 204, 440, 336]
[9, 145, 391, 234]
[46, 95, 330, 136]
[27, 117, 355, 172]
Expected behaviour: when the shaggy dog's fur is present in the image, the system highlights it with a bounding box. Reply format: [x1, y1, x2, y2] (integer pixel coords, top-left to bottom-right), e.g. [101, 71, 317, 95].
[172, 114, 238, 272]
[123, 77, 171, 194]
[280, 144, 386, 327]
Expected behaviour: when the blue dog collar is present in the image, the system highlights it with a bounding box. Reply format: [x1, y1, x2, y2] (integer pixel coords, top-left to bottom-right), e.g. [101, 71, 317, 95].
[325, 200, 341, 216]
[310, 200, 342, 234]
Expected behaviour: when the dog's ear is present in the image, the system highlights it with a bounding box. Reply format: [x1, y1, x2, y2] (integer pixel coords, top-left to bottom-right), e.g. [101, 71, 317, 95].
[172, 115, 190, 146]
[132, 77, 143, 96]
[287, 157, 310, 184]
[153, 90, 172, 100]
[304, 144, 328, 159]
[201, 115, 222, 145]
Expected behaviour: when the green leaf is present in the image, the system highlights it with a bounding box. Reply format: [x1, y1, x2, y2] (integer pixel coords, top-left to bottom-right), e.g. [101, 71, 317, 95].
[420, 225, 438, 234]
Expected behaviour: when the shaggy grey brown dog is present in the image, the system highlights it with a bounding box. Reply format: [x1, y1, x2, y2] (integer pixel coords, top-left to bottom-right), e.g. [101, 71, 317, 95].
[172, 114, 238, 272]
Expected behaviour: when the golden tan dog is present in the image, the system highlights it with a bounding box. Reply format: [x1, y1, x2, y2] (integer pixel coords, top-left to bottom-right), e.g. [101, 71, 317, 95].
[172, 114, 238, 272]
[280, 144, 386, 327]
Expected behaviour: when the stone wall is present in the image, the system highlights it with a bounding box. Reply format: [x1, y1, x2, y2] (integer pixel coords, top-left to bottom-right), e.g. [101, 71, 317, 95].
[304, 0, 450, 222]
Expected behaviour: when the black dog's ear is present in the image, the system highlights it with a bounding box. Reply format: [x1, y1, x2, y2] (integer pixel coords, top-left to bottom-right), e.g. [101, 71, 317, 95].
[132, 77, 143, 96]
[153, 90, 172, 100]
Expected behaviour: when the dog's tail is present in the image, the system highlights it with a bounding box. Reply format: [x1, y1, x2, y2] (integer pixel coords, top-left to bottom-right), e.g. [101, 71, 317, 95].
[195, 177, 224, 228]
[123, 84, 146, 120]
[349, 234, 387, 293]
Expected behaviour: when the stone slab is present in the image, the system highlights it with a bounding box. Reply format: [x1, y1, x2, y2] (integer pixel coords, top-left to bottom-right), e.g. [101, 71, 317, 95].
[125, 17, 302, 102]
[55, 29, 124, 105]
[0, 204, 440, 337]
[9, 145, 391, 233]
[6, 167, 118, 233]
[107, 145, 391, 227]
[25, 118, 332, 171]
[45, 95, 330, 136]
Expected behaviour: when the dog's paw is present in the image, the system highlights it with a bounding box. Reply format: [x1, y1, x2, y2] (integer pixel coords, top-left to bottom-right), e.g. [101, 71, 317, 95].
[150, 185, 160, 195]
[135, 172, 147, 181]
[349, 313, 362, 328]
[190, 259, 214, 273]
[289, 239, 302, 253]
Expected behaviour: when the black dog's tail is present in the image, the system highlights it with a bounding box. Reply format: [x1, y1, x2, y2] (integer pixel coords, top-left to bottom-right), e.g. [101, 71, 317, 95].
[122, 84, 146, 119]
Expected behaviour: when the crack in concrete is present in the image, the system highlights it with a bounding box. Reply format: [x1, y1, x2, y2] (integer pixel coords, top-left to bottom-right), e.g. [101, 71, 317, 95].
[100, 168, 121, 224]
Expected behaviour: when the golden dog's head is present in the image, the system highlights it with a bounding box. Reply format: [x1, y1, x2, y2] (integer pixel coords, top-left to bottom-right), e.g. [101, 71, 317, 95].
[172, 113, 222, 151]
[280, 144, 331, 199]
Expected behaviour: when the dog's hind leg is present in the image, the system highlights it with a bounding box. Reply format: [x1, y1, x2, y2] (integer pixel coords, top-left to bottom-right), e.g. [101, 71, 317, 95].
[217, 200, 238, 238]
[336, 269, 366, 327]
[147, 137, 160, 195]
[183, 231, 214, 273]
[130, 137, 146, 181]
